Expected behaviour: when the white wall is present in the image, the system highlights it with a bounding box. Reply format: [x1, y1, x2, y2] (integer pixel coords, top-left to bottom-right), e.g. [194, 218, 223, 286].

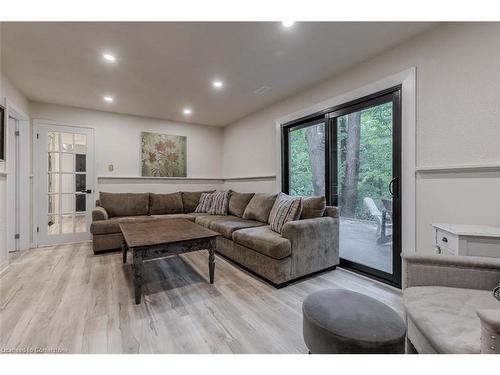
[222, 22, 500, 254]
[29, 102, 225, 195]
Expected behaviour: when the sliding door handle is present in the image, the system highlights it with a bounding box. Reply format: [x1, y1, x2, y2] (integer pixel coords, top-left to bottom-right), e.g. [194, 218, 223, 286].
[388, 177, 399, 198]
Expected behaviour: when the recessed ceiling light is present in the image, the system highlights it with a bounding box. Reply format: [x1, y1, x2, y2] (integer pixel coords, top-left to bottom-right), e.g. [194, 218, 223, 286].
[212, 80, 224, 89]
[183, 108, 192, 115]
[104, 95, 114, 102]
[103, 53, 116, 62]
[282, 21, 295, 28]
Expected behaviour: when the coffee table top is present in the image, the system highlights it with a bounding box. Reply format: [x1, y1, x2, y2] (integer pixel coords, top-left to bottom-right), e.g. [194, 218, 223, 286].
[119, 219, 219, 248]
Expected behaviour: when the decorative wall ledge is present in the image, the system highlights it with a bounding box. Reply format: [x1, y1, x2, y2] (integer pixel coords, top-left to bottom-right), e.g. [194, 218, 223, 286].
[97, 175, 277, 182]
[415, 163, 500, 174]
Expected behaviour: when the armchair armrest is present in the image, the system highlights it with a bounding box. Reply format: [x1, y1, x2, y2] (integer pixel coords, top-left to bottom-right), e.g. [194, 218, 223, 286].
[324, 206, 338, 218]
[92, 206, 109, 221]
[477, 309, 500, 354]
[403, 253, 500, 290]
[282, 217, 339, 279]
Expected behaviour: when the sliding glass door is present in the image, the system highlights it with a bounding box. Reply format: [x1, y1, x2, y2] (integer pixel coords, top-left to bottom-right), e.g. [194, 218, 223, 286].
[282, 87, 401, 286]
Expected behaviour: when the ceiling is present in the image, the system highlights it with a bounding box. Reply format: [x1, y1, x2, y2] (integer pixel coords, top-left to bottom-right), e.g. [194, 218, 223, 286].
[2, 22, 436, 126]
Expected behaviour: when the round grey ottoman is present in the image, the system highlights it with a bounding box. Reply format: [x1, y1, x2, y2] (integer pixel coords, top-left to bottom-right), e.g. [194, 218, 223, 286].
[302, 289, 406, 354]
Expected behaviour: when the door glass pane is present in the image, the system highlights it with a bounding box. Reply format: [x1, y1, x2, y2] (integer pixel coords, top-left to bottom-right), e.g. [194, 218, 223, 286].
[75, 214, 86, 233]
[61, 214, 74, 234]
[48, 132, 59, 151]
[48, 214, 60, 235]
[61, 174, 74, 193]
[288, 122, 325, 196]
[75, 154, 86, 172]
[48, 173, 59, 193]
[48, 152, 60, 172]
[60, 153, 74, 172]
[48, 194, 59, 214]
[75, 174, 86, 192]
[75, 194, 86, 212]
[337, 101, 393, 274]
[60, 133, 74, 152]
[61, 194, 74, 213]
[75, 134, 87, 154]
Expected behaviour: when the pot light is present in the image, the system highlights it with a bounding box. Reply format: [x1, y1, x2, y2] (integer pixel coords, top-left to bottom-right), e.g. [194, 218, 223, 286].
[282, 21, 295, 28]
[103, 53, 116, 62]
[212, 80, 224, 89]
[104, 95, 114, 103]
[183, 108, 192, 115]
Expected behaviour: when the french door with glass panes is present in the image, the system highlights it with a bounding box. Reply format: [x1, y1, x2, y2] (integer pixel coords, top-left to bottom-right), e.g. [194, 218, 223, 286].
[37, 124, 95, 245]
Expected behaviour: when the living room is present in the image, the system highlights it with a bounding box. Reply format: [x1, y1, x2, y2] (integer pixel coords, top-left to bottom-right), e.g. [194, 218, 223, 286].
[1, 1, 499, 372]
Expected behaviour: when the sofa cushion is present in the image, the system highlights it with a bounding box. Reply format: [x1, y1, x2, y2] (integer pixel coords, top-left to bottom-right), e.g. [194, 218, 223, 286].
[194, 215, 264, 239]
[232, 226, 291, 260]
[268, 193, 302, 233]
[301, 196, 326, 219]
[151, 214, 197, 222]
[182, 190, 215, 213]
[149, 192, 183, 215]
[99, 192, 150, 217]
[228, 192, 255, 218]
[242, 193, 277, 223]
[403, 286, 500, 353]
[90, 215, 156, 235]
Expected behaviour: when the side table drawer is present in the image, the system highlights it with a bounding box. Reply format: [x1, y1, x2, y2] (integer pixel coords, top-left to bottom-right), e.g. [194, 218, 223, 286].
[436, 229, 459, 252]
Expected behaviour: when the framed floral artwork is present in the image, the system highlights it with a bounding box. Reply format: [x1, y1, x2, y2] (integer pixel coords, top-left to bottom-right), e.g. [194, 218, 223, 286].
[141, 132, 187, 177]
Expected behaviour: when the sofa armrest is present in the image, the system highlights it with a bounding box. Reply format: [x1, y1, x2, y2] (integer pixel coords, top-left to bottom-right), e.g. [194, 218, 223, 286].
[282, 217, 339, 279]
[477, 309, 500, 354]
[92, 206, 109, 221]
[403, 253, 500, 291]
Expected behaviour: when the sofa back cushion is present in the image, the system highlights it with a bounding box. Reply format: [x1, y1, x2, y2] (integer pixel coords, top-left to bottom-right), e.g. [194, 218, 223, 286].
[149, 192, 184, 215]
[301, 196, 326, 219]
[195, 191, 230, 215]
[228, 192, 255, 218]
[242, 193, 277, 223]
[99, 192, 150, 217]
[182, 190, 215, 213]
[268, 193, 302, 233]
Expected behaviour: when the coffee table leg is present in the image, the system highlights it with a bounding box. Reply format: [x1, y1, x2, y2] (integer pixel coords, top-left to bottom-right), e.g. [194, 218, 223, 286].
[122, 239, 127, 264]
[208, 247, 215, 284]
[133, 251, 143, 304]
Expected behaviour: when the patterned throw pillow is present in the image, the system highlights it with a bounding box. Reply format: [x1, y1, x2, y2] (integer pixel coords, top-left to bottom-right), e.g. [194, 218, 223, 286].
[194, 191, 229, 215]
[268, 193, 302, 233]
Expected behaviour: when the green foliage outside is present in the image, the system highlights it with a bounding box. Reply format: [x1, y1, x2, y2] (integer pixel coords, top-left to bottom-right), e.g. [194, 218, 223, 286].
[289, 102, 392, 220]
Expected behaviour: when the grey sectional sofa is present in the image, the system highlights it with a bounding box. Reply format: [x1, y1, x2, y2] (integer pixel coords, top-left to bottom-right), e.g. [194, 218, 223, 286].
[91, 191, 339, 286]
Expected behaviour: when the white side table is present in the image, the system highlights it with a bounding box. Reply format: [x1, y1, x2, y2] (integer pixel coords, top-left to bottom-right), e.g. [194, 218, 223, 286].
[431, 223, 500, 258]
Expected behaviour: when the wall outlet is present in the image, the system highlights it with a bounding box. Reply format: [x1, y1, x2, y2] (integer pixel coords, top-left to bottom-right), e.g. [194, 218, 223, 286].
[108, 164, 114, 172]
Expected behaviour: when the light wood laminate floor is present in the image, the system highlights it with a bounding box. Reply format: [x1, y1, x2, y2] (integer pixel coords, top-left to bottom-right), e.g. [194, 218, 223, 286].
[0, 242, 402, 354]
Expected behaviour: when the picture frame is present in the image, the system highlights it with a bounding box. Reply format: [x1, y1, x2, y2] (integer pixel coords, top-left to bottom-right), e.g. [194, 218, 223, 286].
[0, 104, 5, 161]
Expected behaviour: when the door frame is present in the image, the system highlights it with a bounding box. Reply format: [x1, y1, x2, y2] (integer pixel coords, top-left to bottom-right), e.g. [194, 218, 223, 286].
[33, 119, 96, 247]
[281, 87, 402, 286]
[5, 100, 30, 252]
[276, 68, 416, 287]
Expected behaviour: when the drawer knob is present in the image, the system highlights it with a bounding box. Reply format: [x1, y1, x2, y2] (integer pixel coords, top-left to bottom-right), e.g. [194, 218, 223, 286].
[441, 237, 448, 243]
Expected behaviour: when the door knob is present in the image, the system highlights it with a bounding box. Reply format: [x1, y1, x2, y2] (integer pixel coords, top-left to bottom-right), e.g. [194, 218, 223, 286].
[86, 189, 92, 194]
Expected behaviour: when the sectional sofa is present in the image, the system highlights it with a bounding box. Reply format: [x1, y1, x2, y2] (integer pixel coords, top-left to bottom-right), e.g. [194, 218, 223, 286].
[91, 191, 339, 286]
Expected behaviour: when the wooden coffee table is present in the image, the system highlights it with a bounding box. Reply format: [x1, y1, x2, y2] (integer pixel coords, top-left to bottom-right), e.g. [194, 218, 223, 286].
[120, 219, 219, 304]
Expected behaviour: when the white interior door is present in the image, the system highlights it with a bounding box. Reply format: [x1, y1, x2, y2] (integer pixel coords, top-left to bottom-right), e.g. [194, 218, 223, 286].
[37, 124, 95, 245]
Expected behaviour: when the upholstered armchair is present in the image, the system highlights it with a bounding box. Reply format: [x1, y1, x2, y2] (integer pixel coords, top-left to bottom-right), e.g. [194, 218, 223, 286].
[402, 253, 500, 354]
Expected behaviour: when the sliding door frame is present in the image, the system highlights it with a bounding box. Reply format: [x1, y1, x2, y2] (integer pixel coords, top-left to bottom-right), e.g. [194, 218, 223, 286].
[281, 85, 402, 287]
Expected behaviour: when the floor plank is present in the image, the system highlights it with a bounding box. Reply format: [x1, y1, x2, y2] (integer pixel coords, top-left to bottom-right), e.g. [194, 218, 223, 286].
[0, 242, 402, 354]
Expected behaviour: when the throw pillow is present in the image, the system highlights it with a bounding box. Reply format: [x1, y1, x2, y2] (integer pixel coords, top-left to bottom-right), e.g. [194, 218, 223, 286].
[268, 193, 302, 233]
[181, 190, 215, 213]
[300, 196, 326, 219]
[242, 193, 278, 222]
[194, 191, 230, 215]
